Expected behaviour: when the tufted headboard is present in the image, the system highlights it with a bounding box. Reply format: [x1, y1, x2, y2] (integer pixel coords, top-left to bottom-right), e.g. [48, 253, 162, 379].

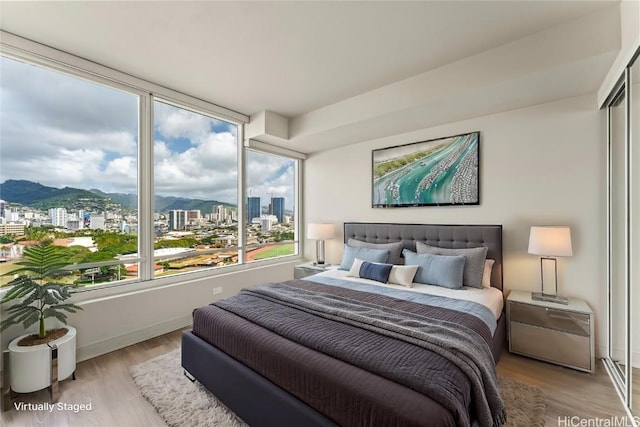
[343, 222, 503, 290]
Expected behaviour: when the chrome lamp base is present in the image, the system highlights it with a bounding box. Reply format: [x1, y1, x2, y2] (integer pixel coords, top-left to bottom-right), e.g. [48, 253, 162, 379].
[531, 292, 568, 305]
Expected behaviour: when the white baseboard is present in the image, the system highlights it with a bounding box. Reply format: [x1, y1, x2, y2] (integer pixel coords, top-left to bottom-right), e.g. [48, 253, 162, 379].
[76, 315, 192, 363]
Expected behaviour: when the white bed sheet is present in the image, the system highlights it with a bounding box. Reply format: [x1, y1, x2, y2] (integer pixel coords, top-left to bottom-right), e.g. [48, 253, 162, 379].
[315, 268, 504, 320]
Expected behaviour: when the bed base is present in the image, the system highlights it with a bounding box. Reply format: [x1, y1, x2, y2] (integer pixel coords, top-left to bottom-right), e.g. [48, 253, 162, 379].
[181, 330, 337, 427]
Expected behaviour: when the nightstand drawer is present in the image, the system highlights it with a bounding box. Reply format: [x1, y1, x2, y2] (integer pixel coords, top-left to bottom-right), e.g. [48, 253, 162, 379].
[509, 301, 590, 336]
[510, 322, 592, 371]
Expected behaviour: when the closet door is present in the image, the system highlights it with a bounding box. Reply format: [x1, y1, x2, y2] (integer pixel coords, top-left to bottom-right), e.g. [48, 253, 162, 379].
[630, 56, 639, 417]
[609, 85, 628, 390]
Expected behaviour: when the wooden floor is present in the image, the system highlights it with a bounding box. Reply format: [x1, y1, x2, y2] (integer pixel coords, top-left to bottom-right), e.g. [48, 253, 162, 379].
[496, 349, 629, 425]
[0, 329, 630, 427]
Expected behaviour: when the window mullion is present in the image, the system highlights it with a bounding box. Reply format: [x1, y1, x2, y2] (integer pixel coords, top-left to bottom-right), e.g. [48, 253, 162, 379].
[138, 94, 154, 281]
[238, 124, 246, 265]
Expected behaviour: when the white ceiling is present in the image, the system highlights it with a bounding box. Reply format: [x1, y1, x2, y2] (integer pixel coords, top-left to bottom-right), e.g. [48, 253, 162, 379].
[0, 1, 622, 153]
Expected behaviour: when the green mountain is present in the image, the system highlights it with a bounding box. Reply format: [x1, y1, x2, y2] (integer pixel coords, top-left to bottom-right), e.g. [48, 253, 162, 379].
[0, 180, 114, 211]
[0, 180, 236, 214]
[91, 189, 236, 213]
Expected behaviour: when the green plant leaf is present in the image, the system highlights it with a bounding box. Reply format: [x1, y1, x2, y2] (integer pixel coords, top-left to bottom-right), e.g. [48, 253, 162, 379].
[1, 243, 83, 333]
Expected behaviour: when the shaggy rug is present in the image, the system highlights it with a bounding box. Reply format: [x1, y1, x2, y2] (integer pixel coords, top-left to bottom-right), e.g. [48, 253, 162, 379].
[131, 349, 546, 427]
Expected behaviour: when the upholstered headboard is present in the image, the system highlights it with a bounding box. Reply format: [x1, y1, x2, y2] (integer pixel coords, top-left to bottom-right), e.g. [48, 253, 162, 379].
[343, 222, 503, 290]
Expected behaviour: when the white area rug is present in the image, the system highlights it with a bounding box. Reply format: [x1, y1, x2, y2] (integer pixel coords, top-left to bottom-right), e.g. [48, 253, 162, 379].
[131, 349, 546, 427]
[130, 349, 246, 427]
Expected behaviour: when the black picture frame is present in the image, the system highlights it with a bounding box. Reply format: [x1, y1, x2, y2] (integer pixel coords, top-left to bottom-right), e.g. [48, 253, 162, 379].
[372, 131, 480, 208]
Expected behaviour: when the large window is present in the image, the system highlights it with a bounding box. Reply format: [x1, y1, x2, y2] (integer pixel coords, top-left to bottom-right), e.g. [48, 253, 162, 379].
[245, 150, 297, 262]
[0, 47, 300, 292]
[152, 100, 239, 276]
[0, 56, 140, 288]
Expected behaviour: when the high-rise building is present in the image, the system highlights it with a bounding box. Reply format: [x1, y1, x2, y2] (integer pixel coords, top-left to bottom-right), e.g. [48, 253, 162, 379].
[214, 205, 226, 224]
[260, 215, 274, 233]
[0, 200, 6, 218]
[186, 210, 201, 221]
[270, 197, 285, 223]
[247, 197, 260, 223]
[49, 207, 68, 227]
[168, 210, 188, 230]
[89, 214, 105, 230]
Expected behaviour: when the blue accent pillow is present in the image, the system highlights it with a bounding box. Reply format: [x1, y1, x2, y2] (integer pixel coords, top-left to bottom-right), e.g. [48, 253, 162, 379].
[339, 244, 390, 270]
[415, 242, 488, 288]
[359, 261, 393, 283]
[347, 239, 405, 265]
[402, 249, 466, 289]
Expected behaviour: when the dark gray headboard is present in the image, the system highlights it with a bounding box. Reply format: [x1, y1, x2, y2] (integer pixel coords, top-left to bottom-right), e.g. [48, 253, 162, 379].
[344, 222, 503, 290]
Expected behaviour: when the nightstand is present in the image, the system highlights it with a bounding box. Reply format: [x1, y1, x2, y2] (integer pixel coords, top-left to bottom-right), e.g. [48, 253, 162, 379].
[507, 290, 594, 373]
[294, 263, 335, 279]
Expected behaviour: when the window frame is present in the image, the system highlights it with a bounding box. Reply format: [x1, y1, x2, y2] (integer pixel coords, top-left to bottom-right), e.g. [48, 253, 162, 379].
[243, 147, 302, 264]
[0, 31, 303, 303]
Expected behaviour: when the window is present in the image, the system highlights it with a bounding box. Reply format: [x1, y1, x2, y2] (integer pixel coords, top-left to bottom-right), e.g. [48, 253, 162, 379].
[0, 44, 300, 293]
[245, 150, 298, 262]
[152, 100, 239, 276]
[0, 56, 140, 288]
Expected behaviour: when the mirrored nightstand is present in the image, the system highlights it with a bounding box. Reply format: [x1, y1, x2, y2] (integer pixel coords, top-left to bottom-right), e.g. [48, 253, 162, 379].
[294, 262, 336, 279]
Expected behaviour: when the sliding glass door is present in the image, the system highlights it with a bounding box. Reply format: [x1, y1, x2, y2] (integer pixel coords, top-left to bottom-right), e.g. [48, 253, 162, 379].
[605, 51, 639, 422]
[608, 84, 628, 388]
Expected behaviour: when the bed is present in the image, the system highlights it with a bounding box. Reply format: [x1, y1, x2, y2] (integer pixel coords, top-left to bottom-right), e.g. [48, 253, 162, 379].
[182, 223, 506, 427]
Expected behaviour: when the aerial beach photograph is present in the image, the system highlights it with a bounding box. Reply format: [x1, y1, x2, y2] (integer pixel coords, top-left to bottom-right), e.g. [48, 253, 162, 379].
[372, 132, 479, 207]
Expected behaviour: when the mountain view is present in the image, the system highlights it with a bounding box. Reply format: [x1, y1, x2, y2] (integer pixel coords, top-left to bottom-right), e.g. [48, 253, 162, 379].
[0, 180, 236, 213]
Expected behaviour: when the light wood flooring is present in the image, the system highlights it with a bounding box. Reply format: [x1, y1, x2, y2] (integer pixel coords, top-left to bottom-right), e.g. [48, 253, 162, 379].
[0, 329, 631, 427]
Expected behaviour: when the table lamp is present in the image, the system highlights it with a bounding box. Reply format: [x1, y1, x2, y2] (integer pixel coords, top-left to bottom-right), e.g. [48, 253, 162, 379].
[307, 223, 334, 265]
[528, 226, 573, 305]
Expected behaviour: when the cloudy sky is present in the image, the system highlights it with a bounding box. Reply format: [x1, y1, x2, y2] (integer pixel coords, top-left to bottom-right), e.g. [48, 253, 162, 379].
[0, 56, 294, 209]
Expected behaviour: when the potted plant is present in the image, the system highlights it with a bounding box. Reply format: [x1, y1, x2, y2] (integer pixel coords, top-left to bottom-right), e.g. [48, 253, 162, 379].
[1, 243, 83, 394]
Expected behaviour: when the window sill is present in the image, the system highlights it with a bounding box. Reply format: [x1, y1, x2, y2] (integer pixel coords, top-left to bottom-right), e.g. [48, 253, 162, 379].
[0, 255, 304, 305]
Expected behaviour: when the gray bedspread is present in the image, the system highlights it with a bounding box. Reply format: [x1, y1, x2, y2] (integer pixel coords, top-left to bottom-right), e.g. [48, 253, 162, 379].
[214, 281, 505, 427]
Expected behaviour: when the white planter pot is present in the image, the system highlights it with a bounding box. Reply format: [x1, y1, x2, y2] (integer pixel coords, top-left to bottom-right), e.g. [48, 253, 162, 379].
[8, 326, 76, 393]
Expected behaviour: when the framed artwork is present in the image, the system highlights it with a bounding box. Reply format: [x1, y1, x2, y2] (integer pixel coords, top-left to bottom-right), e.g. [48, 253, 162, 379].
[372, 131, 480, 208]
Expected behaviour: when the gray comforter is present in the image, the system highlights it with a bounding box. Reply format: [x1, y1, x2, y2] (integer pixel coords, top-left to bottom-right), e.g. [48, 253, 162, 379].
[214, 281, 505, 427]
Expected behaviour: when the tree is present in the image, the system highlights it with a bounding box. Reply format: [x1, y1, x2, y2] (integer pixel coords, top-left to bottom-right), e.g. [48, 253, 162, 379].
[0, 244, 83, 339]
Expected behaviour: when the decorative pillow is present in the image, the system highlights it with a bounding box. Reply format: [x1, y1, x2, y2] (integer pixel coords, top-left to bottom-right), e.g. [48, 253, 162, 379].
[347, 258, 366, 278]
[482, 259, 495, 288]
[388, 265, 419, 287]
[347, 239, 404, 265]
[402, 249, 465, 289]
[347, 258, 394, 284]
[339, 244, 390, 270]
[415, 242, 488, 289]
[359, 261, 393, 283]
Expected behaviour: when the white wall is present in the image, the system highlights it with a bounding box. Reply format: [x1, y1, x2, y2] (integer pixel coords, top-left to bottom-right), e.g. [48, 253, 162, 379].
[304, 94, 607, 356]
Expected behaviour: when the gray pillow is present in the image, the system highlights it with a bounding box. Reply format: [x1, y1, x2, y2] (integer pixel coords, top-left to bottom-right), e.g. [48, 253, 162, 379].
[339, 244, 390, 270]
[402, 249, 465, 289]
[415, 242, 488, 288]
[347, 238, 404, 265]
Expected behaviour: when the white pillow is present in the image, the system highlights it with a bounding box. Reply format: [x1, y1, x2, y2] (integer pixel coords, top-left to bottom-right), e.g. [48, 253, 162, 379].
[388, 265, 419, 287]
[482, 259, 495, 288]
[347, 258, 365, 278]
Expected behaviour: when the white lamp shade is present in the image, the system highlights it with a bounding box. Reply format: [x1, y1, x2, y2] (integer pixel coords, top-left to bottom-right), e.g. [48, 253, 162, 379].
[528, 226, 573, 257]
[307, 223, 335, 240]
